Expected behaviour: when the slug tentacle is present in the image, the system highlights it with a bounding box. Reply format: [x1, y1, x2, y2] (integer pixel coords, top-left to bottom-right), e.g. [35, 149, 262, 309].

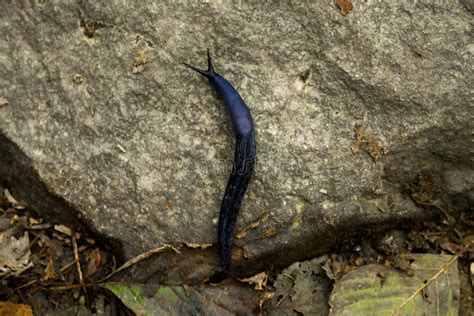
[185, 50, 256, 272]
[183, 49, 216, 79]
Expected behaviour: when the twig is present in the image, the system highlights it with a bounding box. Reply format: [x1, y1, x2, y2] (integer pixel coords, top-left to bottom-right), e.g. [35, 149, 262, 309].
[47, 283, 97, 291]
[72, 234, 84, 285]
[14, 279, 37, 291]
[98, 244, 179, 282]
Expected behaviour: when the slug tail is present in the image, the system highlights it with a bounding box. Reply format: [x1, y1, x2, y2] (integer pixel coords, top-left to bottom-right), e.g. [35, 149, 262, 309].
[217, 132, 256, 273]
[184, 49, 216, 79]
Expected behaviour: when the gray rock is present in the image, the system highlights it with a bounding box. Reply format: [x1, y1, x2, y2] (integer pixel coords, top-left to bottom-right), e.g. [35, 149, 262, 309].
[0, 1, 472, 274]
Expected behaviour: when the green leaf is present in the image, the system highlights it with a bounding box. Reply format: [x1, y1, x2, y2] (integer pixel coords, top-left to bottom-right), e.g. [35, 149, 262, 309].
[329, 253, 460, 316]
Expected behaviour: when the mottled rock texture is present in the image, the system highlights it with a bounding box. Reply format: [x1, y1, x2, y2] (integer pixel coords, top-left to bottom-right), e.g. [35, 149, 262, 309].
[0, 1, 472, 273]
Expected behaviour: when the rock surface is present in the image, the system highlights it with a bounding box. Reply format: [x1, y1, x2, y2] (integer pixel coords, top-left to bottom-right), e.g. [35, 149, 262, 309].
[0, 1, 472, 273]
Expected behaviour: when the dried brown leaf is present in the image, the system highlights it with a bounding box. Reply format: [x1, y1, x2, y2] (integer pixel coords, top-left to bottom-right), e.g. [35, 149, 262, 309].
[0, 301, 33, 316]
[235, 229, 248, 240]
[235, 211, 273, 239]
[266, 256, 331, 315]
[351, 124, 388, 161]
[335, 0, 353, 16]
[73, 74, 84, 84]
[163, 197, 171, 209]
[133, 49, 148, 74]
[238, 271, 268, 290]
[260, 226, 277, 238]
[28, 217, 39, 226]
[439, 240, 461, 254]
[54, 224, 81, 239]
[84, 248, 102, 279]
[261, 211, 271, 223]
[43, 256, 56, 281]
[0, 96, 9, 107]
[184, 242, 212, 249]
[0, 229, 32, 277]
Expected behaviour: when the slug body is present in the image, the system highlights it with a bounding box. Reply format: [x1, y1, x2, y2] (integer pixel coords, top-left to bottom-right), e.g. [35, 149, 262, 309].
[185, 51, 256, 271]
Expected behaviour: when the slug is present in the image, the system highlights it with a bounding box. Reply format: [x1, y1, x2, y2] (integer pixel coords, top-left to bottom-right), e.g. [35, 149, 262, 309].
[184, 50, 256, 272]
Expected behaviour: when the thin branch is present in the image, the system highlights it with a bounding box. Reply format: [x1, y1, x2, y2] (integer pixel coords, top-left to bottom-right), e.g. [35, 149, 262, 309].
[98, 244, 180, 282]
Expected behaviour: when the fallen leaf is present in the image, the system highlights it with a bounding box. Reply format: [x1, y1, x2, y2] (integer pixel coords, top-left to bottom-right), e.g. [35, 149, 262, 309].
[231, 245, 247, 262]
[439, 240, 461, 254]
[0, 96, 8, 107]
[261, 211, 271, 223]
[351, 124, 388, 160]
[260, 226, 277, 238]
[106, 279, 263, 315]
[163, 197, 171, 209]
[235, 211, 272, 239]
[239, 271, 268, 290]
[133, 49, 148, 74]
[54, 224, 80, 239]
[322, 254, 348, 281]
[235, 229, 247, 239]
[0, 301, 33, 316]
[73, 74, 84, 84]
[0, 229, 32, 277]
[29, 223, 53, 230]
[184, 242, 213, 249]
[265, 256, 331, 315]
[28, 217, 39, 226]
[43, 256, 56, 281]
[54, 224, 72, 236]
[84, 248, 102, 279]
[335, 0, 353, 16]
[329, 253, 460, 315]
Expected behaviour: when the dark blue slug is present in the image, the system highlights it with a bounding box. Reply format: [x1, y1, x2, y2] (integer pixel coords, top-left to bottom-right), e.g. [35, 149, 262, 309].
[184, 50, 256, 272]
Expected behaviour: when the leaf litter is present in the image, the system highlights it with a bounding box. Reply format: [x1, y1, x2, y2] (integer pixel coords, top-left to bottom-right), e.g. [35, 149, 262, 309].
[1, 171, 473, 315]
